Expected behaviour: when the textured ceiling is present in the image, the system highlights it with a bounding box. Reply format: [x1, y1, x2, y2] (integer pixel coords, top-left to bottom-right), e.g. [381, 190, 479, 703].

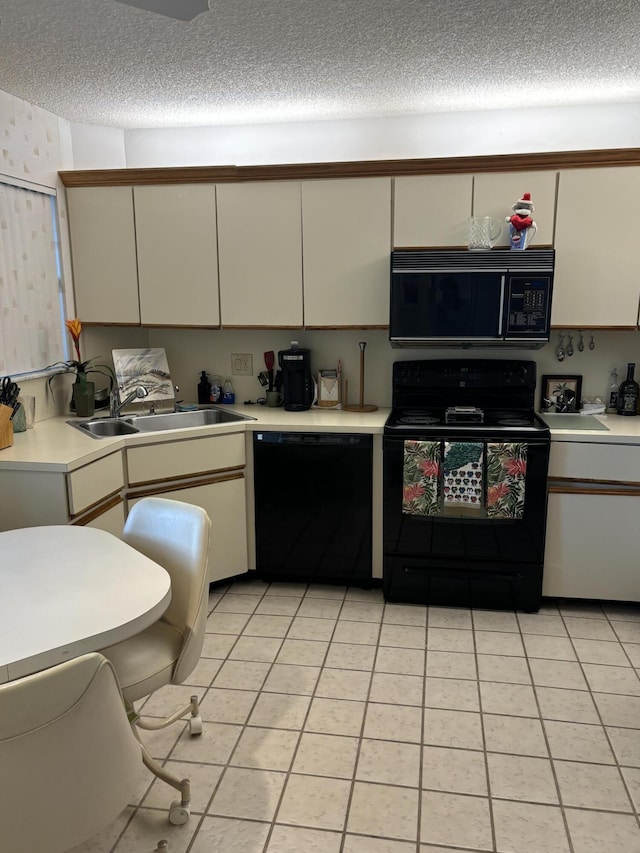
[1, 0, 639, 129]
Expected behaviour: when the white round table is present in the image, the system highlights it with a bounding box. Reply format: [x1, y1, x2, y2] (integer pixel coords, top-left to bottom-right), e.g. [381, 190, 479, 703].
[0, 525, 171, 683]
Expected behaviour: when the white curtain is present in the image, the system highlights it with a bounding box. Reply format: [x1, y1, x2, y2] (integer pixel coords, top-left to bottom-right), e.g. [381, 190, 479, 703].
[0, 181, 65, 376]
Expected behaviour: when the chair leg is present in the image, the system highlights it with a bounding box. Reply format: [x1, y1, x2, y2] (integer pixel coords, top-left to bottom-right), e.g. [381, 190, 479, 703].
[126, 703, 192, 826]
[135, 694, 203, 736]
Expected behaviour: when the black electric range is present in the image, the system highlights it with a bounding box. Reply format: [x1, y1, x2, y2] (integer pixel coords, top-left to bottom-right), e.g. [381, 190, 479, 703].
[383, 359, 551, 612]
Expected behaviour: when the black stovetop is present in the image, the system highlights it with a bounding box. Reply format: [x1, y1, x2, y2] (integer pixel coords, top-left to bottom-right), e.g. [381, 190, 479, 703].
[384, 406, 549, 438]
[385, 358, 550, 439]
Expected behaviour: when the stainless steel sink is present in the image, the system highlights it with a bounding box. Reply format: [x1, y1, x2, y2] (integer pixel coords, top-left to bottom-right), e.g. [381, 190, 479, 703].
[67, 407, 253, 439]
[129, 407, 252, 432]
[67, 418, 141, 438]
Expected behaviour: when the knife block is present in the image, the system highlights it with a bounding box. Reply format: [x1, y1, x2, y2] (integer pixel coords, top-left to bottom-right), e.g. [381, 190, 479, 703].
[0, 404, 14, 450]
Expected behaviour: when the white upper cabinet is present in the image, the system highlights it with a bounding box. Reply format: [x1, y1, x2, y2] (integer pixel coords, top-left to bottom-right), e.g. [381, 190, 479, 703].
[553, 167, 640, 327]
[67, 187, 140, 324]
[217, 181, 303, 327]
[134, 185, 220, 326]
[302, 178, 392, 327]
[472, 171, 557, 247]
[394, 174, 472, 247]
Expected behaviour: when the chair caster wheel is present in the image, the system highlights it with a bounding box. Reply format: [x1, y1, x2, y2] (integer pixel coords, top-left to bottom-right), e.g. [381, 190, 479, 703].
[189, 714, 203, 736]
[168, 801, 190, 825]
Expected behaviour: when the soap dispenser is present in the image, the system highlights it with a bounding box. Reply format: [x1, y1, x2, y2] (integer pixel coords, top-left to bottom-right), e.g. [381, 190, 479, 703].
[197, 371, 211, 405]
[222, 378, 235, 404]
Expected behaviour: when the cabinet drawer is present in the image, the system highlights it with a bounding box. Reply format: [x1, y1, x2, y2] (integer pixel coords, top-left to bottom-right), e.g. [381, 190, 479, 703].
[127, 433, 245, 486]
[549, 442, 640, 484]
[67, 452, 124, 516]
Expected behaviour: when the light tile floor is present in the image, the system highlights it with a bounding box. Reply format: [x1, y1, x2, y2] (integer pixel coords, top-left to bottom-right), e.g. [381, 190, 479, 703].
[71, 581, 640, 853]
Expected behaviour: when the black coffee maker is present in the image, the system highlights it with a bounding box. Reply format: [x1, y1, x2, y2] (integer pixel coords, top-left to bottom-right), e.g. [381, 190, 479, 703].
[278, 342, 314, 411]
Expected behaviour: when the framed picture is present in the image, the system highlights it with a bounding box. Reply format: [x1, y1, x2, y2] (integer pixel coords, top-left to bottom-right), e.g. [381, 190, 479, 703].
[540, 374, 582, 413]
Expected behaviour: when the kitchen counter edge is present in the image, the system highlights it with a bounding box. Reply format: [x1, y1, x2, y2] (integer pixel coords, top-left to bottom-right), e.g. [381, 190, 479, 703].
[0, 406, 391, 472]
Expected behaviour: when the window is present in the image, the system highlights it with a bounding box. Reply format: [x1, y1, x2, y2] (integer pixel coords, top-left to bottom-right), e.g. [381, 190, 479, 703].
[0, 179, 66, 377]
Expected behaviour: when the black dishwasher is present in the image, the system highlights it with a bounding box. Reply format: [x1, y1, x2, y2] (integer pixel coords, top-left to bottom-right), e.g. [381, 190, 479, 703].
[253, 432, 373, 584]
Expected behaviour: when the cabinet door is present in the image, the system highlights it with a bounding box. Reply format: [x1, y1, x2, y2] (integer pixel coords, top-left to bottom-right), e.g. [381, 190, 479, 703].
[77, 499, 126, 536]
[129, 477, 248, 584]
[544, 491, 640, 601]
[553, 167, 640, 327]
[302, 178, 391, 327]
[66, 187, 140, 324]
[394, 174, 473, 247]
[134, 185, 220, 327]
[473, 171, 557, 247]
[217, 181, 303, 326]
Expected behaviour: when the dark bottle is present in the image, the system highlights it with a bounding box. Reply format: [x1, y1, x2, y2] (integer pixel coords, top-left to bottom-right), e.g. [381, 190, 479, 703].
[616, 363, 639, 416]
[197, 370, 211, 405]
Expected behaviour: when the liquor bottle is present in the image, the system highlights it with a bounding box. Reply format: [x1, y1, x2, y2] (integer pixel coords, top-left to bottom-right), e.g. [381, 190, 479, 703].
[605, 368, 619, 414]
[616, 363, 639, 416]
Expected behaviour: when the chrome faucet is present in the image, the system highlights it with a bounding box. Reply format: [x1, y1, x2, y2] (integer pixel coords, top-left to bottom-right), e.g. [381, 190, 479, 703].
[110, 385, 149, 417]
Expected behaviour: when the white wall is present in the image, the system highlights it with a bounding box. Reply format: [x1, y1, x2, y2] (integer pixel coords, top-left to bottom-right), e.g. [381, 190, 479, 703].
[123, 102, 640, 168]
[70, 122, 127, 169]
[147, 327, 639, 411]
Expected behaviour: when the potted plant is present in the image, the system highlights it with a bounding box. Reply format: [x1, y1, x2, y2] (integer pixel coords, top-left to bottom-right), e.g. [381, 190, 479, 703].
[48, 319, 115, 418]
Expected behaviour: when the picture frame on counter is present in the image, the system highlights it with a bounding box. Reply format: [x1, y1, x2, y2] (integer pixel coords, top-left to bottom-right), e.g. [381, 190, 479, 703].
[540, 374, 582, 414]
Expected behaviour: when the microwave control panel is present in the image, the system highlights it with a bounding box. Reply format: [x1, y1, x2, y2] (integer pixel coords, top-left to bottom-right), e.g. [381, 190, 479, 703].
[505, 276, 552, 335]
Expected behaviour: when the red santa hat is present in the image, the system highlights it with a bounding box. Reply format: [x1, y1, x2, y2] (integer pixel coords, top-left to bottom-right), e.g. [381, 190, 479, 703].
[514, 192, 534, 212]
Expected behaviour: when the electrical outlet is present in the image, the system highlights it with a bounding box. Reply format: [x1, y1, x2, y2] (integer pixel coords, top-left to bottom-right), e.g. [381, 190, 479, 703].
[231, 353, 253, 376]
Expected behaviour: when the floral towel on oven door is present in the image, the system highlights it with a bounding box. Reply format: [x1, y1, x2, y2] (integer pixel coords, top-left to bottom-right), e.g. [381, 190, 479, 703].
[486, 442, 528, 519]
[443, 442, 483, 510]
[403, 440, 441, 516]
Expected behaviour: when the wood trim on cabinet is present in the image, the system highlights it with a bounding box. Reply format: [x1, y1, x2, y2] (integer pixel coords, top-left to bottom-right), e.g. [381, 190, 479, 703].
[127, 466, 244, 490]
[70, 493, 123, 524]
[548, 476, 640, 495]
[59, 148, 640, 188]
[304, 325, 389, 330]
[128, 470, 244, 498]
[221, 325, 303, 330]
[550, 325, 637, 331]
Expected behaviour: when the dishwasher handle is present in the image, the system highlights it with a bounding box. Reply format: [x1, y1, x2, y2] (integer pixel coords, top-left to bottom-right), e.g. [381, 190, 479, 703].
[254, 431, 371, 448]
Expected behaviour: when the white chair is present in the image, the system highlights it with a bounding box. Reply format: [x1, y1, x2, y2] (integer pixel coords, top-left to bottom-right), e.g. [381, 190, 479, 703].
[100, 496, 212, 825]
[0, 653, 143, 853]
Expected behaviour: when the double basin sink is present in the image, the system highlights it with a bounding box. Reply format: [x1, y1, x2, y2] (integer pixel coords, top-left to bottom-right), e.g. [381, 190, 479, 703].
[67, 407, 253, 439]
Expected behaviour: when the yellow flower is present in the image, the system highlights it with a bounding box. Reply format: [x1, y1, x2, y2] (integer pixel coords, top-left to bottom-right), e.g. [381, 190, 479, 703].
[65, 318, 82, 362]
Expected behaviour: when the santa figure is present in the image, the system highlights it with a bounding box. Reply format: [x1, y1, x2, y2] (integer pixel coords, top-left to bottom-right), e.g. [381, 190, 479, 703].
[506, 191, 538, 250]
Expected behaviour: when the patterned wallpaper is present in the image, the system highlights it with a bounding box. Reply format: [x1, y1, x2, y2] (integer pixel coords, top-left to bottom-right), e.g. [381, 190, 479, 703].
[0, 89, 69, 188]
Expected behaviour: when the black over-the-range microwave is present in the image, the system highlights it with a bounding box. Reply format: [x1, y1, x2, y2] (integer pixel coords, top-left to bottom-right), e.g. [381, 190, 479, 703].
[389, 248, 555, 349]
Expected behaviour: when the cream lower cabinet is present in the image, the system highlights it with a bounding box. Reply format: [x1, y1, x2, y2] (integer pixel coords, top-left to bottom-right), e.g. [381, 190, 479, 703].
[217, 181, 303, 327]
[0, 450, 125, 531]
[128, 476, 247, 583]
[302, 177, 392, 327]
[543, 441, 640, 601]
[125, 432, 248, 583]
[552, 167, 640, 327]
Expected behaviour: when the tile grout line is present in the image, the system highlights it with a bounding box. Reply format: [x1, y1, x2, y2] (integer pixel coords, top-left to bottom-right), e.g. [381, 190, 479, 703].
[109, 585, 640, 851]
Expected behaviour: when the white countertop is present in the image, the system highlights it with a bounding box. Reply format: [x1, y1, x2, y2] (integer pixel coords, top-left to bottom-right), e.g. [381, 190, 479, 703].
[0, 405, 391, 472]
[4, 405, 640, 473]
[541, 412, 640, 444]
